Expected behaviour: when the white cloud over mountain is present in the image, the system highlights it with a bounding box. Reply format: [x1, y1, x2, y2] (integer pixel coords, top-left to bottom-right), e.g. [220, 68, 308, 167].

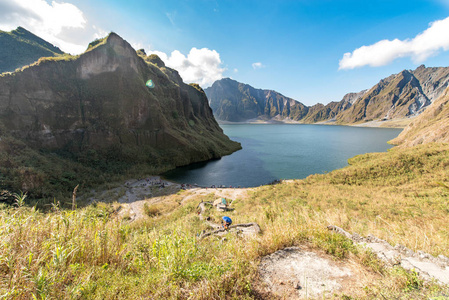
[339, 16, 449, 69]
[148, 48, 225, 87]
[252, 62, 265, 69]
[0, 0, 100, 54]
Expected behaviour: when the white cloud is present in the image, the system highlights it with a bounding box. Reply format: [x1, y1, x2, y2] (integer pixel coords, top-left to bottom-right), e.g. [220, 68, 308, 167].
[148, 48, 225, 87]
[252, 62, 265, 69]
[166, 12, 177, 27]
[0, 0, 103, 54]
[339, 16, 449, 69]
[233, 68, 239, 73]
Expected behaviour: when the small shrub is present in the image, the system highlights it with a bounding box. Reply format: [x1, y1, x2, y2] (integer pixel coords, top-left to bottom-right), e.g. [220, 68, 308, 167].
[144, 203, 161, 217]
[315, 231, 357, 259]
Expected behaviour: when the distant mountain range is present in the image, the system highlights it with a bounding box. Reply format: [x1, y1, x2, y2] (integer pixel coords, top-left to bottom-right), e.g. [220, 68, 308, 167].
[0, 27, 64, 73]
[206, 65, 449, 125]
[205, 78, 308, 122]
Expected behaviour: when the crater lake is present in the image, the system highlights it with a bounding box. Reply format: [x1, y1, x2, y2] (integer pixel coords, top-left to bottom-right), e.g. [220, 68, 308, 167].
[163, 124, 402, 187]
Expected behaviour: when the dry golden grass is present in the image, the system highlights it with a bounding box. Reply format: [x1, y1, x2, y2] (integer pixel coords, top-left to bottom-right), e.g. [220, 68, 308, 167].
[1, 142, 448, 299]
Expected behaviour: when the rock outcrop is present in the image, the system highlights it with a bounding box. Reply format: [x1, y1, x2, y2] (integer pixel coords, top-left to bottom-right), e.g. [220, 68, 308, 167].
[0, 32, 240, 196]
[390, 86, 449, 147]
[328, 225, 449, 285]
[336, 66, 449, 124]
[0, 27, 64, 73]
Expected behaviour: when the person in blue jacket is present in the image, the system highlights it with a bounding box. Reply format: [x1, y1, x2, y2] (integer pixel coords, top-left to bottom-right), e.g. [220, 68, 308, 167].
[221, 216, 232, 229]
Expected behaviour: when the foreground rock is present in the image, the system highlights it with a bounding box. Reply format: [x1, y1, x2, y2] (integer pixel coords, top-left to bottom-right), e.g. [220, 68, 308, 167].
[328, 225, 449, 285]
[257, 247, 369, 299]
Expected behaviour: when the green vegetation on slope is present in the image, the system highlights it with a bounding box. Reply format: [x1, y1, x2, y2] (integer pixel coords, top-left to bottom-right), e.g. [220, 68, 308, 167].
[1, 142, 448, 299]
[0, 33, 240, 204]
[0, 27, 64, 73]
[0, 134, 171, 203]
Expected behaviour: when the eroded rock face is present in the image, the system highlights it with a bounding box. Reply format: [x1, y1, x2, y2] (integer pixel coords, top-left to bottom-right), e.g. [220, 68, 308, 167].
[336, 66, 449, 123]
[205, 78, 309, 122]
[390, 86, 449, 147]
[207, 65, 449, 125]
[0, 32, 240, 169]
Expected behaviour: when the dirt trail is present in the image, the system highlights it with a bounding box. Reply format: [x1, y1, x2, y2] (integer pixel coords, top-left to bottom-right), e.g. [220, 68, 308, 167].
[118, 177, 181, 221]
[196, 200, 261, 238]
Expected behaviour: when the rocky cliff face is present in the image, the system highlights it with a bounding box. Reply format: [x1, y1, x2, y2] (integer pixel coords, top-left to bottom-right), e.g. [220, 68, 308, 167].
[207, 65, 449, 125]
[205, 78, 308, 122]
[390, 86, 449, 147]
[0, 27, 64, 73]
[336, 65, 449, 124]
[0, 33, 240, 195]
[301, 90, 368, 123]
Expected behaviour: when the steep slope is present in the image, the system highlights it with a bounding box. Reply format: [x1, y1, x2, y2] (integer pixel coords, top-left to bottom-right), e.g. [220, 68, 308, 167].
[390, 86, 449, 147]
[0, 33, 240, 198]
[205, 78, 308, 122]
[301, 90, 367, 123]
[207, 65, 449, 126]
[337, 66, 449, 124]
[0, 27, 64, 73]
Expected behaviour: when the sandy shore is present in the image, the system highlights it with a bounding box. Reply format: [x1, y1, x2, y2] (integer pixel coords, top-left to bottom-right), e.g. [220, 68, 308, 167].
[219, 117, 412, 128]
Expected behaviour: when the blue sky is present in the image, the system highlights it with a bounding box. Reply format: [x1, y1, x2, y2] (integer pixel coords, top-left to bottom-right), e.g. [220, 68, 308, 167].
[2, 0, 449, 105]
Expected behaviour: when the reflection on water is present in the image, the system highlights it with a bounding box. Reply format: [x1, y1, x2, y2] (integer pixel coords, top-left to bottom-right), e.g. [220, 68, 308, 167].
[163, 124, 402, 187]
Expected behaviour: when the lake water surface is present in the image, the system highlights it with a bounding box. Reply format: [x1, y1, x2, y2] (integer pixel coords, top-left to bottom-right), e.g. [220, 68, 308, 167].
[163, 124, 402, 187]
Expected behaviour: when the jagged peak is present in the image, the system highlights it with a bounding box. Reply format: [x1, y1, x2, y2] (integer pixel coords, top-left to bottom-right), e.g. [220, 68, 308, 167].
[416, 64, 426, 70]
[137, 49, 147, 56]
[106, 32, 121, 42]
[147, 54, 165, 67]
[216, 77, 238, 85]
[399, 69, 412, 76]
[14, 26, 31, 34]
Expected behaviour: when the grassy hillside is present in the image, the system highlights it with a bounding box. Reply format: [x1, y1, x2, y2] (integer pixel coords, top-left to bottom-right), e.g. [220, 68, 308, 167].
[0, 133, 171, 203]
[0, 27, 64, 73]
[1, 142, 448, 299]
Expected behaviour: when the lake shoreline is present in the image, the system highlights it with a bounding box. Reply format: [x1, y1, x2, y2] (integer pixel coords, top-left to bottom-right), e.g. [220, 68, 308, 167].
[163, 124, 402, 187]
[218, 117, 414, 129]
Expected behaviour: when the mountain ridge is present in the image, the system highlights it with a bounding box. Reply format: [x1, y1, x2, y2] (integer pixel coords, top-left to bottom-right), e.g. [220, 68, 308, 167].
[0, 26, 64, 73]
[205, 78, 309, 122]
[206, 65, 449, 126]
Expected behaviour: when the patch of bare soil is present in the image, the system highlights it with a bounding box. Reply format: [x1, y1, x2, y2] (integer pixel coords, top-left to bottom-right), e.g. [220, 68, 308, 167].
[180, 187, 250, 205]
[255, 246, 378, 299]
[90, 177, 251, 222]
